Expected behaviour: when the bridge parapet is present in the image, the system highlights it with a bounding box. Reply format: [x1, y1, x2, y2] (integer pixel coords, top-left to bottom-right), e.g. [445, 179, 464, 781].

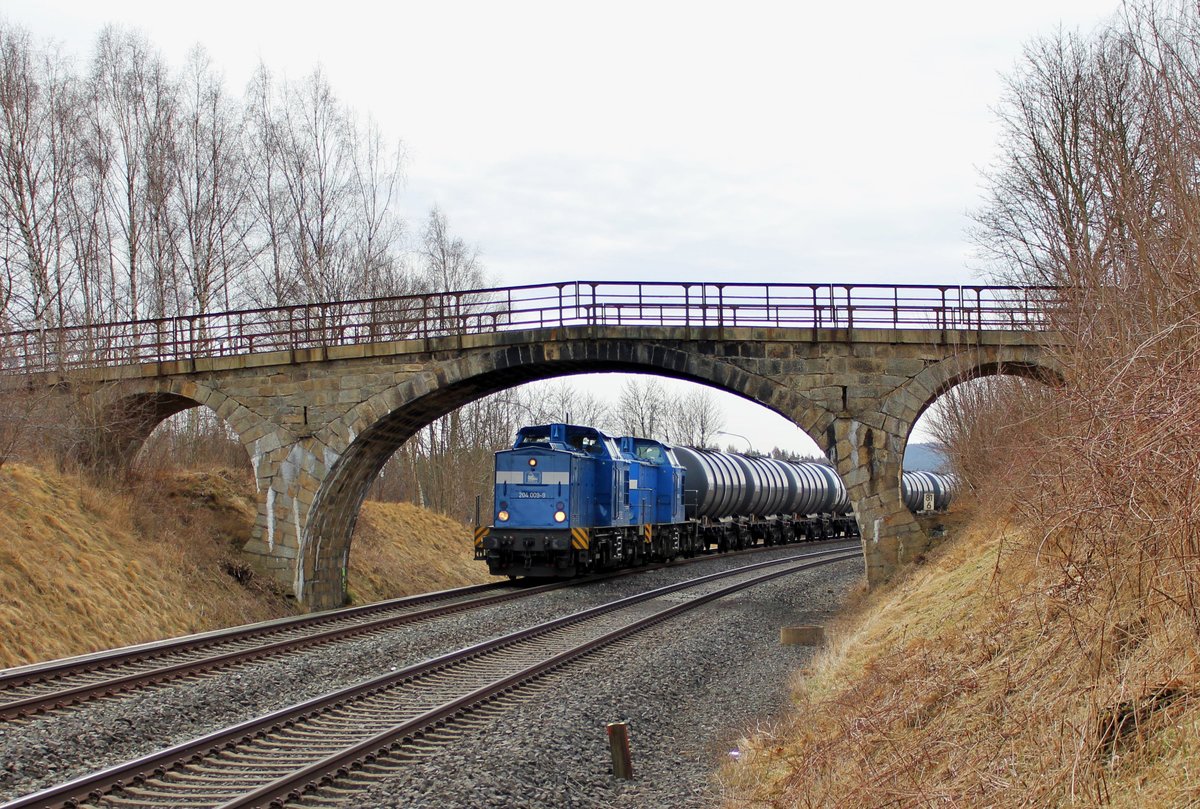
[1, 280, 1056, 375]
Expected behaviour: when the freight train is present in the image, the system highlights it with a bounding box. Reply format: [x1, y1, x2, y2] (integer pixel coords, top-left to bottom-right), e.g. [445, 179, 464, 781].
[473, 422, 955, 578]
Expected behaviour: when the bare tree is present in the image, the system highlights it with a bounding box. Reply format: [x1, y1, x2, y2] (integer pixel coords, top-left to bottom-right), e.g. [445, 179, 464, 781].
[0, 26, 491, 367]
[275, 67, 357, 302]
[420, 205, 482, 292]
[614, 377, 669, 440]
[418, 205, 489, 333]
[90, 27, 179, 321]
[669, 386, 724, 446]
[172, 46, 250, 316]
[0, 23, 82, 329]
[826, 6, 1200, 798]
[242, 63, 294, 307]
[346, 114, 408, 299]
[530, 379, 612, 429]
[241, 65, 412, 312]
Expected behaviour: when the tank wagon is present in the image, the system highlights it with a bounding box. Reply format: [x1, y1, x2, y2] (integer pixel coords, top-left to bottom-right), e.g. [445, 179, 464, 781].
[474, 423, 956, 578]
[900, 471, 957, 513]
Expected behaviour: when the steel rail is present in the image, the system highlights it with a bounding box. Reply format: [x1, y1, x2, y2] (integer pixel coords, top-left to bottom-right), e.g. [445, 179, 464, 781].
[0, 581, 509, 687]
[0, 581, 557, 721]
[1, 547, 856, 809]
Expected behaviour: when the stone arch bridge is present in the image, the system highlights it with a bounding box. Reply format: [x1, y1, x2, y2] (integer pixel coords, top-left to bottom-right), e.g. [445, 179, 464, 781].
[6, 281, 1060, 610]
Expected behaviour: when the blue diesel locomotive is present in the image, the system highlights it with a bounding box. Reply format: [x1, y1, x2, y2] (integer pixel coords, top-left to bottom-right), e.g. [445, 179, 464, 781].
[474, 422, 956, 579]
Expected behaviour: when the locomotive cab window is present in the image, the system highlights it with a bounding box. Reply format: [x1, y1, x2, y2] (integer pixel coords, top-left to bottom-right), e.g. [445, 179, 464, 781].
[636, 445, 663, 463]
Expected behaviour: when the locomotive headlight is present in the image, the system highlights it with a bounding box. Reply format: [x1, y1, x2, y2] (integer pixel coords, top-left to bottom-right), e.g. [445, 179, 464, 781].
[498, 510, 510, 522]
[528, 458, 537, 468]
[554, 510, 567, 523]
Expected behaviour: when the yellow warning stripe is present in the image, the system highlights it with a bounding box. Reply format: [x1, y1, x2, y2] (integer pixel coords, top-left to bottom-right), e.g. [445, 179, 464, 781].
[474, 526, 489, 548]
[571, 527, 590, 551]
[643, 523, 652, 543]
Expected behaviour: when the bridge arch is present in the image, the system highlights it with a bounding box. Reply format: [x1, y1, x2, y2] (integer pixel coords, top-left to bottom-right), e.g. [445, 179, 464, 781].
[835, 346, 1068, 576]
[292, 340, 838, 607]
[78, 381, 286, 478]
[897, 349, 1066, 435]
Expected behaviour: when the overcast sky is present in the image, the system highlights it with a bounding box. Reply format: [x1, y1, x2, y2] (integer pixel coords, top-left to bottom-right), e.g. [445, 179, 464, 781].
[6, 0, 1119, 454]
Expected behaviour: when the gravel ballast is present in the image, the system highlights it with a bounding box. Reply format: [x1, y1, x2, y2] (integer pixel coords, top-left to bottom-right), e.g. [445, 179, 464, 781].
[0, 545, 860, 806]
[340, 556, 861, 808]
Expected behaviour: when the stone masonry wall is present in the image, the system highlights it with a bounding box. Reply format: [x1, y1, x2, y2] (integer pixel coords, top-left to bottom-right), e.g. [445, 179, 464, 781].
[52, 325, 1057, 609]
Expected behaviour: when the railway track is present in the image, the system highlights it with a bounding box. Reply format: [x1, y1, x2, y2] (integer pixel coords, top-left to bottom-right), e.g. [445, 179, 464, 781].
[3, 546, 857, 809]
[0, 539, 859, 722]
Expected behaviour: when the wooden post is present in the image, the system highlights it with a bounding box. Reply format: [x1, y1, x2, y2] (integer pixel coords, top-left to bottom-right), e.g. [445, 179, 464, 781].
[606, 721, 633, 780]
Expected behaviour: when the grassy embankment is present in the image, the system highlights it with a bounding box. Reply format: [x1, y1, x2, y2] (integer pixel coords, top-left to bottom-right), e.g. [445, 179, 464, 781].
[0, 462, 490, 669]
[720, 496, 1200, 806]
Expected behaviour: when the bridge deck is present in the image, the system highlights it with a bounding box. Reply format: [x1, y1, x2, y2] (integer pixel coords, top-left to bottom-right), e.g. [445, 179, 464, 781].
[2, 280, 1053, 375]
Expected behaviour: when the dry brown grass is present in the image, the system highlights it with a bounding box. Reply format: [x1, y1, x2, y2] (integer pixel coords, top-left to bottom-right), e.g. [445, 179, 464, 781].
[0, 461, 493, 668]
[720, 497, 1200, 807]
[347, 500, 493, 603]
[0, 463, 292, 667]
[716, 8, 1200, 805]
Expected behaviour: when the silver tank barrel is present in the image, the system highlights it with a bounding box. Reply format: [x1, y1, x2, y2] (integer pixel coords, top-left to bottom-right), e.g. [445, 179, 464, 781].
[728, 454, 790, 516]
[788, 461, 847, 515]
[672, 444, 955, 519]
[901, 471, 957, 512]
[677, 446, 851, 520]
[674, 446, 746, 519]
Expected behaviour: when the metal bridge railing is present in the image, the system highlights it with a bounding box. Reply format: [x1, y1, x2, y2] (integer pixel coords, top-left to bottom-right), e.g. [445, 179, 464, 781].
[0, 281, 1057, 374]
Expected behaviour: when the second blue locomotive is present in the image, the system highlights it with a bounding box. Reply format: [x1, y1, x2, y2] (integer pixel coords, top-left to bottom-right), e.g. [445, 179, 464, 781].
[475, 422, 953, 578]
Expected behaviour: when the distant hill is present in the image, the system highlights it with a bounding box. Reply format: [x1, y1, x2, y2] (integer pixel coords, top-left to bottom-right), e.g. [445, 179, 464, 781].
[903, 443, 948, 472]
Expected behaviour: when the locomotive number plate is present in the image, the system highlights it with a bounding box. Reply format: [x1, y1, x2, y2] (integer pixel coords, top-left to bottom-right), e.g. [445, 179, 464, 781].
[517, 491, 547, 498]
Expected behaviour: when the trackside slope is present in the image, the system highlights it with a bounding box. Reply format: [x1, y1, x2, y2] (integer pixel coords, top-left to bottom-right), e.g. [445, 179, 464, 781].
[0, 463, 489, 669]
[718, 504, 1200, 806]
